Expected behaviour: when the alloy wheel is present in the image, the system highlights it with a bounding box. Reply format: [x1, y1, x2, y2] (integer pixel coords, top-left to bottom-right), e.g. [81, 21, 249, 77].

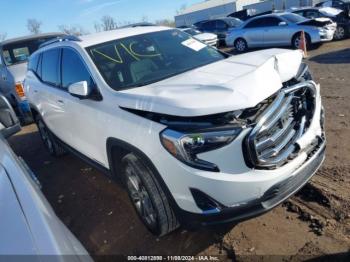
[126, 169, 157, 229]
[235, 39, 247, 52]
[334, 27, 345, 40]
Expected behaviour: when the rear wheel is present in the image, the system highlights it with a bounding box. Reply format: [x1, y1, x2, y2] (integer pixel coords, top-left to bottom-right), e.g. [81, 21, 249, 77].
[35, 116, 66, 156]
[121, 153, 179, 236]
[234, 38, 248, 52]
[334, 26, 346, 40]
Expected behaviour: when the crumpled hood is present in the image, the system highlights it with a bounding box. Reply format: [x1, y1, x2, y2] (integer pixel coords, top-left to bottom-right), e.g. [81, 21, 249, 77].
[119, 48, 303, 117]
[6, 62, 28, 83]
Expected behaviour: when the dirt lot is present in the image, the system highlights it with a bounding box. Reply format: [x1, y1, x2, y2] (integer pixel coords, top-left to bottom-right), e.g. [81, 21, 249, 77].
[9, 40, 350, 261]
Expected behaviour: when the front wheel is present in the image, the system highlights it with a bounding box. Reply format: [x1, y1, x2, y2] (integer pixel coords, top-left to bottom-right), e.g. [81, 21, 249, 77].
[292, 33, 310, 49]
[121, 153, 179, 236]
[334, 26, 346, 40]
[234, 38, 248, 52]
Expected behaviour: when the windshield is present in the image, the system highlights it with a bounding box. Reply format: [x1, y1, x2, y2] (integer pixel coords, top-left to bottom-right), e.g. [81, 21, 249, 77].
[224, 18, 243, 27]
[281, 13, 308, 23]
[87, 29, 226, 90]
[183, 28, 201, 36]
[2, 36, 60, 66]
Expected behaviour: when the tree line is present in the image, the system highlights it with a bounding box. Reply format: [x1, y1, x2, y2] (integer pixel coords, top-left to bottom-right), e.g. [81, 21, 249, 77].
[0, 16, 176, 41]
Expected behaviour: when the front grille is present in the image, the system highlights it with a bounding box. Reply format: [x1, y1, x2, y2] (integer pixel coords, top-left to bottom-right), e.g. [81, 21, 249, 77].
[245, 81, 317, 169]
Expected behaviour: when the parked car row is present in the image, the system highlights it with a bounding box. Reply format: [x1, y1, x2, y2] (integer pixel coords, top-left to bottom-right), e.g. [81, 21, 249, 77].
[186, 4, 350, 52]
[226, 12, 336, 52]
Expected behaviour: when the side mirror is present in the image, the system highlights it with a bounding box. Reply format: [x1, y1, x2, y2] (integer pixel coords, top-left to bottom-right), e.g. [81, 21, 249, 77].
[0, 95, 21, 138]
[278, 21, 288, 26]
[68, 81, 92, 99]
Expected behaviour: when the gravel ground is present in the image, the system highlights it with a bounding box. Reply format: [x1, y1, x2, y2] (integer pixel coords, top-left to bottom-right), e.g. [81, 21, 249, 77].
[9, 40, 350, 261]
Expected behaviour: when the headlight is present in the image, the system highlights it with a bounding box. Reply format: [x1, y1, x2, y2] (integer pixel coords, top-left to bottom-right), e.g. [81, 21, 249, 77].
[160, 128, 242, 172]
[318, 28, 327, 34]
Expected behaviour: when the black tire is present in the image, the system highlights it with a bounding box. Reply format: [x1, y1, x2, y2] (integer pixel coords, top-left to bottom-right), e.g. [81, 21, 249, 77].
[334, 26, 346, 40]
[292, 32, 310, 50]
[121, 153, 179, 236]
[35, 115, 66, 157]
[234, 38, 248, 53]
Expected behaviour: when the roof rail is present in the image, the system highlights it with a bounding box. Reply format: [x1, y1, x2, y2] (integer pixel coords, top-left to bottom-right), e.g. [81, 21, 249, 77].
[39, 35, 81, 49]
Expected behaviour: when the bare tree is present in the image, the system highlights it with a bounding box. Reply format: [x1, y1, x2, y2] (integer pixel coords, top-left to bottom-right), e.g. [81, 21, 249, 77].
[155, 19, 175, 28]
[0, 32, 7, 41]
[27, 19, 42, 34]
[58, 25, 88, 36]
[176, 4, 187, 15]
[94, 21, 102, 33]
[101, 15, 118, 31]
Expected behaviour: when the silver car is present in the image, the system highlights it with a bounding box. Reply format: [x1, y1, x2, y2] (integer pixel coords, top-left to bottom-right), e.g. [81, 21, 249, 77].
[0, 33, 64, 124]
[226, 12, 336, 52]
[0, 94, 91, 260]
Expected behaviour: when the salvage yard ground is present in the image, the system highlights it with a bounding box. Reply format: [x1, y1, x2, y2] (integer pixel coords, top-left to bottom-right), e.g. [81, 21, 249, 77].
[9, 40, 350, 261]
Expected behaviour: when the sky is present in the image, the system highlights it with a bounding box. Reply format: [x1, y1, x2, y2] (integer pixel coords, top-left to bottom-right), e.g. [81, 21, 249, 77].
[0, 0, 201, 39]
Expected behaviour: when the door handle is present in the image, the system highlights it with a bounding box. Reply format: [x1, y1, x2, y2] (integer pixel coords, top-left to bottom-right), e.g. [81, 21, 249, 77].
[34, 90, 38, 93]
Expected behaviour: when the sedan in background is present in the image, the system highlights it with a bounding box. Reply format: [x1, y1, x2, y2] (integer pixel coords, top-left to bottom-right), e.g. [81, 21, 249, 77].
[0, 94, 91, 261]
[180, 28, 218, 47]
[225, 13, 336, 52]
[291, 7, 350, 39]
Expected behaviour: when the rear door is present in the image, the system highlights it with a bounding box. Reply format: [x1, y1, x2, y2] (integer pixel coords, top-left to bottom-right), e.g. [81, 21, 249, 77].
[262, 17, 291, 46]
[241, 18, 265, 47]
[37, 48, 70, 142]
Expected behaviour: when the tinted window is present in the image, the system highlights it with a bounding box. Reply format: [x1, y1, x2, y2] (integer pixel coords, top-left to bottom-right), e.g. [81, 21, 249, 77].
[202, 21, 216, 30]
[281, 13, 307, 23]
[245, 18, 265, 28]
[216, 20, 228, 29]
[41, 49, 60, 86]
[61, 48, 93, 89]
[28, 53, 40, 72]
[87, 29, 225, 90]
[263, 17, 282, 26]
[305, 10, 320, 18]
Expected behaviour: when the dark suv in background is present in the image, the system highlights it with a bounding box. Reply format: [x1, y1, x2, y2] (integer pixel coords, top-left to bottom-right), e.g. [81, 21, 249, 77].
[315, 0, 350, 16]
[194, 18, 242, 45]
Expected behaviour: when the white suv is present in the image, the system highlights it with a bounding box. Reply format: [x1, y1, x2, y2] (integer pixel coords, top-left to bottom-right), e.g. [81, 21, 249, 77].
[25, 27, 326, 236]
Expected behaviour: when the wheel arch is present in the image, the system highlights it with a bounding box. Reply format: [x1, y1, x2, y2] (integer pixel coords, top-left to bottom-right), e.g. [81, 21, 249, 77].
[106, 137, 183, 219]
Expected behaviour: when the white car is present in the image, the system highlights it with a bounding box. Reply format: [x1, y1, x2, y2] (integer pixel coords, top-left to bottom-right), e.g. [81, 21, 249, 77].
[25, 27, 326, 236]
[180, 28, 218, 47]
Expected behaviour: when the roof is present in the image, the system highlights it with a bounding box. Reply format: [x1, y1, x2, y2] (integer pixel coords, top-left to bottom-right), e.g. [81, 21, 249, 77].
[78, 26, 171, 47]
[1, 32, 65, 46]
[177, 0, 237, 16]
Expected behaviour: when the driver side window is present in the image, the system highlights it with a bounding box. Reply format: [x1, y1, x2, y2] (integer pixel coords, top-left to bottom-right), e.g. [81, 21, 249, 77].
[61, 48, 94, 90]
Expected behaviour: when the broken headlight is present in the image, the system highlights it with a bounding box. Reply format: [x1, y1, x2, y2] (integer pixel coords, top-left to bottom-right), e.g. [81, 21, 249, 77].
[160, 128, 241, 172]
[296, 63, 313, 81]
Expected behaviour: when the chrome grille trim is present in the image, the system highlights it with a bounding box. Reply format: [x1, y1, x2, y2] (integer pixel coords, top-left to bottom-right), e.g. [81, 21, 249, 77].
[246, 81, 317, 169]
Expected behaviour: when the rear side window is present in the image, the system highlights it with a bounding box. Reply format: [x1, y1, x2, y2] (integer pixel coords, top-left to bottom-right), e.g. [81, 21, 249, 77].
[216, 20, 228, 29]
[41, 49, 60, 86]
[245, 18, 264, 28]
[202, 21, 216, 30]
[61, 48, 93, 89]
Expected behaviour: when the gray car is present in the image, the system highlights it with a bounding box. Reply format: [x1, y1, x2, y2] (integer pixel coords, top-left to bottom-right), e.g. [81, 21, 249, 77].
[226, 12, 336, 52]
[0, 94, 91, 261]
[0, 33, 65, 124]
